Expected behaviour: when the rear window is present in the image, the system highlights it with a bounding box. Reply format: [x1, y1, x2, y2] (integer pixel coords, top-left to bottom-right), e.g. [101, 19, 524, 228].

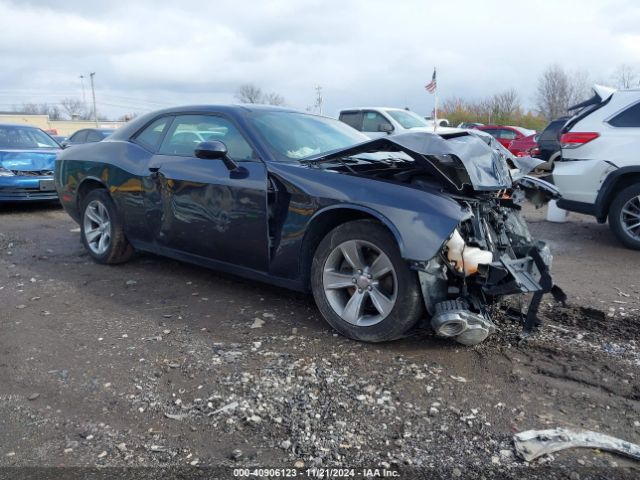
[339, 111, 362, 130]
[608, 102, 640, 127]
[86, 130, 103, 142]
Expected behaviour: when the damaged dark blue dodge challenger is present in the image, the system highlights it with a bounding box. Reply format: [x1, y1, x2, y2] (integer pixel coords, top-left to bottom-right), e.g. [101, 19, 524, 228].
[55, 105, 563, 345]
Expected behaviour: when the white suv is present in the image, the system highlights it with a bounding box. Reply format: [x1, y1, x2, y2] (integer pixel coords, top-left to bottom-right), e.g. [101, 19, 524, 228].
[553, 85, 640, 249]
[338, 107, 459, 138]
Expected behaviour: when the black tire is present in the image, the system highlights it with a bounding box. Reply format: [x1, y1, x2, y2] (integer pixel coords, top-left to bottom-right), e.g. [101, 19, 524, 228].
[608, 183, 640, 250]
[80, 189, 134, 264]
[311, 219, 424, 342]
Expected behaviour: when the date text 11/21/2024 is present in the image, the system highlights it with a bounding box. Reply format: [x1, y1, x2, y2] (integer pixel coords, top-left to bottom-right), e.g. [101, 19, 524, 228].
[232, 467, 401, 477]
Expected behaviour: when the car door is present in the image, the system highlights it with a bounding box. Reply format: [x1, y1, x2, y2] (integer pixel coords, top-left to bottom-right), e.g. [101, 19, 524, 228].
[145, 113, 269, 271]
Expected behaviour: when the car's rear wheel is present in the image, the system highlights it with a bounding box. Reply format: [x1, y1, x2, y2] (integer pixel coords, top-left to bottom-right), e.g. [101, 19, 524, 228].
[311, 220, 423, 342]
[609, 183, 640, 250]
[80, 189, 134, 264]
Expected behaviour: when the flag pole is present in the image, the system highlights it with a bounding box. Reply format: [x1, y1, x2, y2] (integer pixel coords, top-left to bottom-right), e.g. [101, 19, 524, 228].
[433, 87, 438, 133]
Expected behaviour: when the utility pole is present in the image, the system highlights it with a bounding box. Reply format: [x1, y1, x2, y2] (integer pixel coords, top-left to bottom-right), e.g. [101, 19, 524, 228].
[315, 85, 323, 115]
[89, 72, 98, 126]
[79, 75, 86, 105]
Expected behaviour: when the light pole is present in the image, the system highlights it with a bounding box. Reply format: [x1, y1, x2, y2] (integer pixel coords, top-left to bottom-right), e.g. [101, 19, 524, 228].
[89, 72, 98, 126]
[315, 85, 323, 115]
[79, 75, 86, 105]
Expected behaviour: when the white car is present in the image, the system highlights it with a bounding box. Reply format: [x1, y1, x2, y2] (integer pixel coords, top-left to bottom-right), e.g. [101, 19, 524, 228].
[338, 107, 459, 138]
[553, 85, 640, 249]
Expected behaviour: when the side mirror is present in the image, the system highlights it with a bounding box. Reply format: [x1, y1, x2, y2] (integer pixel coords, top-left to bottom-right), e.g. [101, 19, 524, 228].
[60, 141, 70, 149]
[378, 123, 393, 133]
[194, 140, 239, 171]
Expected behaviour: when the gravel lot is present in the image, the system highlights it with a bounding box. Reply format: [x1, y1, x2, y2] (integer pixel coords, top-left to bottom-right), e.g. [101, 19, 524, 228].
[1, 202, 639, 479]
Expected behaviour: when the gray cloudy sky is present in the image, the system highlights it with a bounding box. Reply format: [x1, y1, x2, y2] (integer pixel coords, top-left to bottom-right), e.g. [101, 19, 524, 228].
[0, 0, 638, 118]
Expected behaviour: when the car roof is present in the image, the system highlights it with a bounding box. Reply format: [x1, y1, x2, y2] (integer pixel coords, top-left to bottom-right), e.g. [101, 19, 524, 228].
[108, 104, 311, 141]
[151, 104, 297, 115]
[340, 107, 409, 112]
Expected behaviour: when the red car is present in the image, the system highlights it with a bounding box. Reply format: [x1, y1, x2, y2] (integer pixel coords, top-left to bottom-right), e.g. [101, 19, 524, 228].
[507, 133, 540, 157]
[472, 125, 537, 153]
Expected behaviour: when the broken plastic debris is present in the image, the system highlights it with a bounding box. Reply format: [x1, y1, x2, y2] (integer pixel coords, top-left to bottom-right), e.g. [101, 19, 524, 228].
[514, 428, 640, 462]
[250, 318, 265, 329]
[164, 412, 187, 421]
[207, 401, 239, 416]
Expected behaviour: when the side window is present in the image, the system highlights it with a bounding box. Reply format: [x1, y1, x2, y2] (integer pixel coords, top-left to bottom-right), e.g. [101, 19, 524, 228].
[480, 128, 498, 138]
[158, 114, 254, 160]
[86, 130, 103, 142]
[70, 130, 87, 143]
[499, 129, 518, 140]
[362, 111, 393, 132]
[609, 102, 640, 127]
[134, 117, 171, 151]
[339, 111, 363, 131]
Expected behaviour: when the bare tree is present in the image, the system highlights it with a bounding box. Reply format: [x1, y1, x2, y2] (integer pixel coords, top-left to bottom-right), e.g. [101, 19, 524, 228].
[489, 89, 521, 124]
[611, 64, 639, 89]
[117, 112, 139, 122]
[535, 64, 574, 120]
[47, 104, 63, 121]
[235, 84, 264, 104]
[263, 92, 286, 106]
[568, 69, 592, 107]
[60, 97, 88, 120]
[235, 83, 286, 105]
[15, 102, 63, 120]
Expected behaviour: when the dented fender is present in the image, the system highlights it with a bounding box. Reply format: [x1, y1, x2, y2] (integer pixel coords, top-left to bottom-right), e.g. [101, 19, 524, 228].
[267, 162, 466, 263]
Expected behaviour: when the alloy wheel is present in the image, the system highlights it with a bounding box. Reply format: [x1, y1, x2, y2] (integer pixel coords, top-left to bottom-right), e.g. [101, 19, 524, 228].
[620, 194, 640, 240]
[83, 199, 112, 255]
[322, 239, 397, 327]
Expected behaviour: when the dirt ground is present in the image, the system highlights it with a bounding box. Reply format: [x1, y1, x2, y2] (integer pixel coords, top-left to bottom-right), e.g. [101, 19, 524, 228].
[0, 202, 639, 479]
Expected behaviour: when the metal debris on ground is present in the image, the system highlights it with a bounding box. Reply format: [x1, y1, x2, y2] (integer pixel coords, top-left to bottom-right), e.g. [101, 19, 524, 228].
[514, 427, 640, 462]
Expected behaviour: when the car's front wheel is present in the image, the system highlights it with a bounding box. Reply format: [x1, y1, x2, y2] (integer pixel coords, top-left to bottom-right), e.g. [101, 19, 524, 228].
[609, 183, 640, 250]
[80, 189, 134, 264]
[311, 220, 423, 342]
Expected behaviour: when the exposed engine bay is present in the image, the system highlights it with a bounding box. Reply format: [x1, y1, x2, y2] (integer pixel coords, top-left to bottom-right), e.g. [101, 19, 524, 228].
[306, 130, 565, 345]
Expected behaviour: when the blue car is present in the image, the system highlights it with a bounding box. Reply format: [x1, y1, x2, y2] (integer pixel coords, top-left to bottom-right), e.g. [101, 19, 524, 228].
[0, 124, 60, 201]
[56, 105, 563, 345]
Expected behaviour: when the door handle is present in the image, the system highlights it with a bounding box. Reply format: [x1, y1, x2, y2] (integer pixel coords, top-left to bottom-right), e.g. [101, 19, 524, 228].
[148, 167, 160, 173]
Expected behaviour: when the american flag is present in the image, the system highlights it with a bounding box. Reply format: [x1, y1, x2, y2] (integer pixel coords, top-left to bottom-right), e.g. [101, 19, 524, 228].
[425, 68, 437, 93]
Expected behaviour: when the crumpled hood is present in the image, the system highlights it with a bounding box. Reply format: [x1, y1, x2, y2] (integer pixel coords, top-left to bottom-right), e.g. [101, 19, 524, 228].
[308, 131, 515, 192]
[0, 149, 58, 172]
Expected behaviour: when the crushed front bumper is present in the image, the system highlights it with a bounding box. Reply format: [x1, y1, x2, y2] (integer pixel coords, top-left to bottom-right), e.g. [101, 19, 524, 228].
[478, 244, 565, 333]
[480, 245, 552, 297]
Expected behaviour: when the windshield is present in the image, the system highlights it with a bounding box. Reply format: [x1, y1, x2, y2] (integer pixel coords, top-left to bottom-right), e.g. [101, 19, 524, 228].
[0, 126, 59, 149]
[248, 112, 368, 161]
[386, 110, 429, 129]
